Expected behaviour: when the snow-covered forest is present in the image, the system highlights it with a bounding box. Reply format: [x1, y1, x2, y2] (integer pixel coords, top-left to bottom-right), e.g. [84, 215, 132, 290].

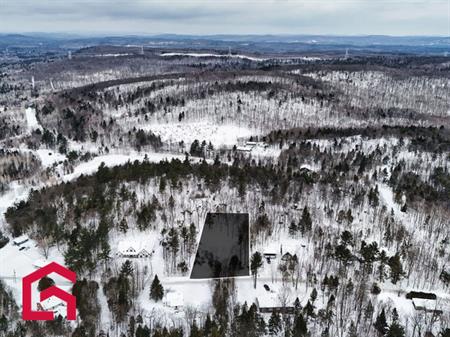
[0, 45, 449, 337]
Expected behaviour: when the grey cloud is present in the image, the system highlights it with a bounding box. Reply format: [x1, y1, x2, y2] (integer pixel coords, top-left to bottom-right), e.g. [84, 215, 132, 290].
[0, 0, 448, 35]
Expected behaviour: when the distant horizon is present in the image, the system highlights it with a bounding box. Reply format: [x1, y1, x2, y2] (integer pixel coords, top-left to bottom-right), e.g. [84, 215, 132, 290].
[1, 32, 449, 39]
[0, 1, 448, 37]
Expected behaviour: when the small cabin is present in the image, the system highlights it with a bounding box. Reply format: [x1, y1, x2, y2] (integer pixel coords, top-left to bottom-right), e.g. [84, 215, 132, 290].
[263, 252, 277, 263]
[407, 291, 442, 315]
[256, 296, 295, 314]
[259, 306, 295, 314]
[236, 145, 253, 152]
[412, 299, 442, 314]
[406, 291, 437, 300]
[13, 235, 29, 246]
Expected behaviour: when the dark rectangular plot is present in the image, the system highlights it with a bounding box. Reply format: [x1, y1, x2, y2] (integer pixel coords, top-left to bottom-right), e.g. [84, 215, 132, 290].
[190, 213, 249, 279]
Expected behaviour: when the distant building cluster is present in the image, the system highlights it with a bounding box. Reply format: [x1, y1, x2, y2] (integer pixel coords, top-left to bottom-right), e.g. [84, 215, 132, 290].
[236, 141, 268, 152]
[117, 240, 152, 258]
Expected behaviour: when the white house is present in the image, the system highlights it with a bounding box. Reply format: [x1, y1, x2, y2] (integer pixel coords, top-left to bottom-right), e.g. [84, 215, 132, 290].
[39, 297, 64, 311]
[37, 297, 67, 318]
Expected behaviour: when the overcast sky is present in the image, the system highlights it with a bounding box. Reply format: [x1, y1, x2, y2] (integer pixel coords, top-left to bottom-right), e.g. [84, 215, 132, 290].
[0, 0, 449, 36]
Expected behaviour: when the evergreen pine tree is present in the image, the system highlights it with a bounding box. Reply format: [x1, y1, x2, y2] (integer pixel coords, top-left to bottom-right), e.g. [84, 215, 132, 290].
[388, 253, 405, 284]
[190, 320, 202, 337]
[120, 260, 133, 277]
[284, 316, 292, 337]
[141, 325, 151, 337]
[268, 311, 282, 336]
[400, 203, 407, 213]
[321, 274, 329, 292]
[289, 221, 298, 236]
[99, 239, 111, 267]
[391, 308, 399, 322]
[159, 177, 167, 193]
[128, 316, 135, 337]
[38, 276, 55, 292]
[294, 297, 301, 311]
[304, 300, 315, 317]
[150, 275, 164, 301]
[364, 301, 374, 321]
[378, 250, 388, 282]
[374, 308, 388, 336]
[169, 195, 175, 210]
[119, 218, 128, 233]
[440, 328, 450, 337]
[299, 206, 312, 234]
[310, 288, 318, 303]
[136, 325, 151, 337]
[0, 315, 7, 334]
[204, 314, 213, 336]
[292, 313, 307, 337]
[386, 321, 405, 337]
[348, 321, 358, 337]
[321, 327, 330, 337]
[250, 252, 263, 289]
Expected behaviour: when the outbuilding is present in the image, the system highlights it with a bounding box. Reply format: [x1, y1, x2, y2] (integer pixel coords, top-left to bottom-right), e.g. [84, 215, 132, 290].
[13, 235, 29, 246]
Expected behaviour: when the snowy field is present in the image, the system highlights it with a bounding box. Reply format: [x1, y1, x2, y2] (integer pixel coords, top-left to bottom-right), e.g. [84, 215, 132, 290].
[0, 181, 32, 230]
[24, 107, 42, 132]
[142, 121, 260, 148]
[35, 149, 67, 167]
[160, 52, 268, 61]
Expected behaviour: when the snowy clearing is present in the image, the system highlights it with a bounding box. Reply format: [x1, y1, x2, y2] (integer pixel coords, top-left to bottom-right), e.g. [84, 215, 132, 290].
[143, 121, 259, 148]
[25, 107, 42, 132]
[160, 52, 268, 61]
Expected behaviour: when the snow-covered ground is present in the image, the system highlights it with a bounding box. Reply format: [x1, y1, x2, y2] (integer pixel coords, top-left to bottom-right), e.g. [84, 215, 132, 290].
[24, 107, 42, 132]
[0, 181, 32, 230]
[35, 149, 67, 168]
[0, 238, 66, 317]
